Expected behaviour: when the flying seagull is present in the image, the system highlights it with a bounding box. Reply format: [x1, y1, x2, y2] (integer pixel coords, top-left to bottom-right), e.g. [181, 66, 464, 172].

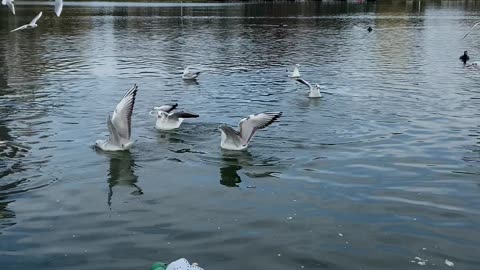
[182, 66, 200, 80]
[295, 78, 322, 98]
[219, 112, 282, 151]
[463, 21, 480, 39]
[2, 0, 15, 15]
[55, 0, 63, 17]
[152, 103, 199, 130]
[287, 64, 301, 78]
[96, 84, 138, 151]
[11, 12, 43, 32]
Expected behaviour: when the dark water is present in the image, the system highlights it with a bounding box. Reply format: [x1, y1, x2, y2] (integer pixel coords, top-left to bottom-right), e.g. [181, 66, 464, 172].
[1, 1, 480, 269]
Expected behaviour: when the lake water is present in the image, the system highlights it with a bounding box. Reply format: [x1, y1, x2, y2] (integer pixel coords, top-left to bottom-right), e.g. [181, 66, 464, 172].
[1, 1, 479, 269]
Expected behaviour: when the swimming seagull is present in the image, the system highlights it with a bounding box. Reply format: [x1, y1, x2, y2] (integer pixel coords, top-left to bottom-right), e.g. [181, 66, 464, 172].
[152, 103, 199, 130]
[10, 12, 42, 32]
[463, 21, 480, 39]
[96, 84, 138, 151]
[219, 112, 282, 151]
[54, 0, 63, 17]
[2, 0, 15, 15]
[287, 64, 301, 78]
[165, 258, 204, 270]
[295, 78, 322, 98]
[182, 66, 200, 80]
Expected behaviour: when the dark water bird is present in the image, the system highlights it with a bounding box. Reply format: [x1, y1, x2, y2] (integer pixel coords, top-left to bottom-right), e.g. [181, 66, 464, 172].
[460, 51, 470, 64]
[367, 26, 373, 32]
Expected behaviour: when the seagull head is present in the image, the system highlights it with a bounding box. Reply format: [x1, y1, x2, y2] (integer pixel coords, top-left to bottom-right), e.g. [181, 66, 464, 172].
[295, 64, 301, 67]
[218, 124, 229, 131]
[315, 84, 321, 89]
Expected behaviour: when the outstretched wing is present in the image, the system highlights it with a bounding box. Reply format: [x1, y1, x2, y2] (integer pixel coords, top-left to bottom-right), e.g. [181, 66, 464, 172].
[6, 0, 14, 15]
[169, 111, 199, 120]
[54, 0, 63, 17]
[30, 12, 42, 25]
[238, 112, 282, 145]
[295, 78, 312, 89]
[463, 21, 480, 39]
[107, 114, 121, 146]
[10, 24, 28, 32]
[111, 84, 138, 140]
[155, 103, 178, 113]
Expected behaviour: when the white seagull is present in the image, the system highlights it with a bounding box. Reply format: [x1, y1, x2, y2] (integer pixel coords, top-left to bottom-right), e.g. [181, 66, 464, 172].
[166, 258, 204, 270]
[10, 12, 43, 32]
[219, 112, 282, 151]
[2, 0, 15, 15]
[152, 103, 199, 130]
[295, 78, 322, 98]
[463, 21, 480, 39]
[182, 66, 200, 80]
[96, 84, 138, 151]
[288, 64, 301, 78]
[54, 0, 63, 17]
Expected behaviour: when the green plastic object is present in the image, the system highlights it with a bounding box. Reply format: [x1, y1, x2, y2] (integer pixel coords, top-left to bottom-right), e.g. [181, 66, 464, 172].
[151, 262, 168, 270]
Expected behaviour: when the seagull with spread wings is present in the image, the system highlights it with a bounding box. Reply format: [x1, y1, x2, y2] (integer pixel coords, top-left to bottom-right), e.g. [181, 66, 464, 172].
[182, 66, 200, 80]
[295, 78, 322, 98]
[96, 85, 138, 151]
[11, 12, 43, 32]
[151, 103, 199, 130]
[219, 112, 282, 150]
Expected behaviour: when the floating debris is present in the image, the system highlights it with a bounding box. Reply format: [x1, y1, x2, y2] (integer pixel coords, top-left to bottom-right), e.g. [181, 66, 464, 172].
[287, 217, 293, 220]
[338, 233, 343, 237]
[246, 186, 256, 189]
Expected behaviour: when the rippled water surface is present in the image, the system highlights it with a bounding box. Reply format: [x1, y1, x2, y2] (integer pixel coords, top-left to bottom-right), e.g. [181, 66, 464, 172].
[1, 1, 480, 269]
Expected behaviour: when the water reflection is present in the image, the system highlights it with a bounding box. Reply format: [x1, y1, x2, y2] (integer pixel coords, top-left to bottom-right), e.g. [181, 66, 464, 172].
[219, 165, 242, 187]
[219, 151, 254, 187]
[100, 151, 142, 206]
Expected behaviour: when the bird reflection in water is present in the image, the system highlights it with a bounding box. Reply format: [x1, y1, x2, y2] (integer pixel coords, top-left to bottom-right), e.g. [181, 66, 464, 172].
[103, 151, 143, 207]
[219, 151, 254, 187]
[219, 165, 242, 187]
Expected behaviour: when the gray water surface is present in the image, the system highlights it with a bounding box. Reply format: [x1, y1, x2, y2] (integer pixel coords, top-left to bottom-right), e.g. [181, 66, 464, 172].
[1, 1, 480, 270]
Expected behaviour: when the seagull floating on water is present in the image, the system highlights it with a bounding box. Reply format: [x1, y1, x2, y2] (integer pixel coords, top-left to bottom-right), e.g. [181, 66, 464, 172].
[161, 258, 204, 270]
[295, 78, 322, 98]
[96, 84, 138, 151]
[152, 103, 199, 130]
[219, 112, 282, 151]
[463, 21, 480, 39]
[287, 64, 301, 78]
[2, 0, 15, 15]
[55, 0, 63, 17]
[182, 66, 200, 80]
[11, 12, 42, 32]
